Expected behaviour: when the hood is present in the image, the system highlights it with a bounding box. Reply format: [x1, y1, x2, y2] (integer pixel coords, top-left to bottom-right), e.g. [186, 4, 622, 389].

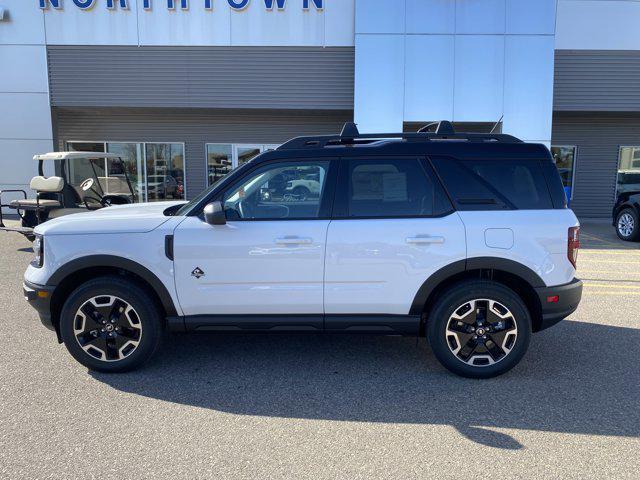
[35, 201, 187, 236]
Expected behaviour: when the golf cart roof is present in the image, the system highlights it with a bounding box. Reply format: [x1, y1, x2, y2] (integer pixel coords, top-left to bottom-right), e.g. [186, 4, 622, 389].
[33, 152, 123, 161]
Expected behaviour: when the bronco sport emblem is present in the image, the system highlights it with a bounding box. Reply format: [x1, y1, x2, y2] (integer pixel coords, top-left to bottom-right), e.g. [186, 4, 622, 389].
[191, 267, 205, 279]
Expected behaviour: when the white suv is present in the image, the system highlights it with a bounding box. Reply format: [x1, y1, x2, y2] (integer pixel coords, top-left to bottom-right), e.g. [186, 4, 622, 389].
[23, 123, 583, 378]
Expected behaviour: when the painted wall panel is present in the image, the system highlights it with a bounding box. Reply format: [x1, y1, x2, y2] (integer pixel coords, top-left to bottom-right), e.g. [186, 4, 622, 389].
[456, 0, 506, 34]
[0, 0, 46, 45]
[503, 35, 555, 142]
[0, 93, 52, 140]
[0, 45, 48, 93]
[404, 35, 454, 121]
[324, 0, 356, 46]
[355, 0, 405, 34]
[0, 139, 56, 186]
[354, 35, 404, 132]
[453, 36, 505, 122]
[556, 0, 640, 50]
[406, 0, 455, 34]
[506, 0, 556, 35]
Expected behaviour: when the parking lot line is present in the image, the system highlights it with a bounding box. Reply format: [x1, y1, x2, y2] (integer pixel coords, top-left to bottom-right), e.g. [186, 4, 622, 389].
[583, 282, 640, 289]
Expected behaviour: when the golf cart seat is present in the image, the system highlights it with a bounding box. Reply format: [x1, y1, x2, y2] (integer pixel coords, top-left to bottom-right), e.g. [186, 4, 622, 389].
[9, 176, 64, 210]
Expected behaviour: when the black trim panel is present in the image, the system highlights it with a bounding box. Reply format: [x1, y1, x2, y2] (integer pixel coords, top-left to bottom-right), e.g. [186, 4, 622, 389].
[47, 255, 178, 316]
[325, 314, 420, 335]
[182, 314, 323, 332]
[23, 280, 56, 331]
[410, 260, 466, 315]
[535, 278, 583, 331]
[466, 257, 545, 287]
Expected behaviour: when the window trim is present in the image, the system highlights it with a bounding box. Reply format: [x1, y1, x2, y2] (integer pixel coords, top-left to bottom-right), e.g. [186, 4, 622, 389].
[615, 145, 640, 200]
[211, 157, 338, 222]
[332, 155, 455, 220]
[551, 144, 578, 200]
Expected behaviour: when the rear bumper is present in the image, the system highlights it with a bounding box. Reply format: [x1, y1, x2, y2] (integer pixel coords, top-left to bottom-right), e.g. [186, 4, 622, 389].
[534, 278, 583, 331]
[23, 280, 56, 331]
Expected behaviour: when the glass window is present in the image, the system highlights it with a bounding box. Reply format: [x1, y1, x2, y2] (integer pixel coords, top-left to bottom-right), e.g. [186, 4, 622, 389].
[223, 161, 330, 220]
[617, 147, 640, 199]
[145, 143, 185, 201]
[236, 145, 263, 167]
[432, 157, 552, 210]
[551, 146, 576, 200]
[206, 144, 233, 187]
[106, 143, 143, 202]
[344, 158, 451, 218]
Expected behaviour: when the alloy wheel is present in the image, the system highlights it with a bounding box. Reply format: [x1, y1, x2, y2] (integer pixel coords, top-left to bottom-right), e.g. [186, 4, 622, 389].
[73, 295, 143, 362]
[618, 212, 635, 238]
[445, 299, 518, 367]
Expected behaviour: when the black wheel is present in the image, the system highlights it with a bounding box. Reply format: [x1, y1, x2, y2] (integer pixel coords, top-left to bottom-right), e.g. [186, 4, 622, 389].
[426, 281, 531, 379]
[292, 186, 310, 201]
[615, 208, 640, 241]
[59, 276, 164, 373]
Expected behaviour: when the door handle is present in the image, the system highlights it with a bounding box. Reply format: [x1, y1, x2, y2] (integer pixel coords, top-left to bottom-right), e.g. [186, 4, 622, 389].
[406, 235, 445, 245]
[275, 237, 313, 245]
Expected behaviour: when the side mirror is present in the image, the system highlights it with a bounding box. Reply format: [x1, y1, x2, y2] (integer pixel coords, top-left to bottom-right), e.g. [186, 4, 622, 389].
[203, 201, 226, 226]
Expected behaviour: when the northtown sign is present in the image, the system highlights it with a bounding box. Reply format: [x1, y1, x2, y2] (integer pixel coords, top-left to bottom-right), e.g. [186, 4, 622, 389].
[39, 0, 324, 10]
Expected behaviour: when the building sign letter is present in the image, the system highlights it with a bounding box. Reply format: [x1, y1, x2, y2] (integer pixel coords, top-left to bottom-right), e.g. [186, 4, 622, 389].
[167, 0, 189, 9]
[73, 0, 96, 9]
[264, 0, 286, 9]
[303, 0, 322, 9]
[228, 0, 250, 10]
[107, 0, 129, 8]
[39, 0, 62, 8]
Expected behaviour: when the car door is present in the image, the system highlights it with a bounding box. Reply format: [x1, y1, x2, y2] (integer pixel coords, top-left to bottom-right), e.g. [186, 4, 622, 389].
[324, 156, 466, 332]
[173, 158, 336, 326]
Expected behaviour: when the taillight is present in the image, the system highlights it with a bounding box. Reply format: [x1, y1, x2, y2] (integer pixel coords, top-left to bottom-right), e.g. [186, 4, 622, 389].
[568, 226, 580, 269]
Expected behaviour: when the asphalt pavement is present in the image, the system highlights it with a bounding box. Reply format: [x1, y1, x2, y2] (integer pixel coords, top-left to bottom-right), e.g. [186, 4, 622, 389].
[0, 220, 638, 479]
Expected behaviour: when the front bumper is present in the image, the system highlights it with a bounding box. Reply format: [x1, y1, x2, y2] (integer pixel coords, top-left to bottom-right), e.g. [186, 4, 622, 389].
[534, 278, 583, 331]
[23, 280, 56, 332]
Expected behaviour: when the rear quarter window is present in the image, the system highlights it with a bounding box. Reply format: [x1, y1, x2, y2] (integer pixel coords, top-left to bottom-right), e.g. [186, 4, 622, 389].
[431, 156, 553, 210]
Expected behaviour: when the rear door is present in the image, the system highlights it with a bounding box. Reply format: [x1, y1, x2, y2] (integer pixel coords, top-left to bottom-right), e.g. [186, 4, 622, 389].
[323, 157, 467, 332]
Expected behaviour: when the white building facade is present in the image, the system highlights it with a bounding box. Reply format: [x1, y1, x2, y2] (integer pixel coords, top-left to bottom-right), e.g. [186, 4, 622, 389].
[1, 0, 639, 218]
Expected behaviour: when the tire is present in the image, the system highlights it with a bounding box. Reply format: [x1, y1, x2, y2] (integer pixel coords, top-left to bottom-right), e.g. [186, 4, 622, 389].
[426, 280, 532, 379]
[59, 276, 164, 373]
[292, 186, 310, 201]
[615, 208, 640, 242]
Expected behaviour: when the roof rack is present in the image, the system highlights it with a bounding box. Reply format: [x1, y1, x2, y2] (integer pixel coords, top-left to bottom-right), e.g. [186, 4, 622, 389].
[278, 121, 522, 151]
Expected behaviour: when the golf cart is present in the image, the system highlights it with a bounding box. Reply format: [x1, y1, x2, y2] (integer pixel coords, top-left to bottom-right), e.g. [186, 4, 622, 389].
[0, 152, 136, 241]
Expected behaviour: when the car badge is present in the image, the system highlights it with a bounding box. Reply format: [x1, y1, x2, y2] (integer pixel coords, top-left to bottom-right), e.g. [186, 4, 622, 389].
[191, 267, 205, 279]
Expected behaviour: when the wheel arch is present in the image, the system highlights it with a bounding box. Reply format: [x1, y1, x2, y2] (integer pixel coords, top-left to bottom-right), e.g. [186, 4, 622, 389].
[411, 257, 545, 333]
[47, 255, 178, 339]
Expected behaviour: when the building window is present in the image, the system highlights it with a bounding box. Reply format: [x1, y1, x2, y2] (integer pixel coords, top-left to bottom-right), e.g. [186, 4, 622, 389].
[551, 146, 577, 201]
[206, 143, 280, 187]
[617, 146, 640, 199]
[66, 141, 185, 202]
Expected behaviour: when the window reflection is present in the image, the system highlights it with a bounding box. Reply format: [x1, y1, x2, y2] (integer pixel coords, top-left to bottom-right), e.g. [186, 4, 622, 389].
[617, 146, 640, 199]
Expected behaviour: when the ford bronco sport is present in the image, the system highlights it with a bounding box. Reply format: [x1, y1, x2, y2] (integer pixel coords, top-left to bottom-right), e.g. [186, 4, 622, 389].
[23, 122, 583, 378]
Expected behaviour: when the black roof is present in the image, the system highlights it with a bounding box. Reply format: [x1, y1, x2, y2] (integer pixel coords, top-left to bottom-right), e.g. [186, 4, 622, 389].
[261, 122, 551, 161]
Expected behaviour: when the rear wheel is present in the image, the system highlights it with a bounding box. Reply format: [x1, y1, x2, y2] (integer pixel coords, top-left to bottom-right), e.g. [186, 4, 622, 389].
[59, 276, 164, 373]
[616, 208, 639, 241]
[427, 281, 531, 379]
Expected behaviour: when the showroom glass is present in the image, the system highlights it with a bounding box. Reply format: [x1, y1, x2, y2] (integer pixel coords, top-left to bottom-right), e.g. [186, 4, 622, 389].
[145, 143, 185, 201]
[106, 143, 144, 202]
[616, 146, 640, 198]
[343, 158, 451, 218]
[551, 146, 577, 200]
[223, 161, 329, 220]
[206, 144, 233, 186]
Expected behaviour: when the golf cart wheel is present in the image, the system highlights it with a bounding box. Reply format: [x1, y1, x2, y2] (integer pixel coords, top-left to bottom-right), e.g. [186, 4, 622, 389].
[427, 280, 531, 379]
[616, 208, 640, 241]
[293, 186, 310, 201]
[59, 276, 163, 373]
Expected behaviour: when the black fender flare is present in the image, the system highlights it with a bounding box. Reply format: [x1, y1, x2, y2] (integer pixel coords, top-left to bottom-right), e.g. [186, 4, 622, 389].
[47, 255, 178, 316]
[409, 257, 545, 315]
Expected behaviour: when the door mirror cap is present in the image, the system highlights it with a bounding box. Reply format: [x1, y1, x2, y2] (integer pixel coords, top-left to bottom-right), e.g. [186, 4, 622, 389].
[203, 201, 226, 226]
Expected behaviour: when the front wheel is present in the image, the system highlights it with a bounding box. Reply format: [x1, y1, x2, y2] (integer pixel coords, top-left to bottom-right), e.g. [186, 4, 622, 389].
[59, 276, 164, 373]
[426, 281, 531, 379]
[616, 208, 640, 241]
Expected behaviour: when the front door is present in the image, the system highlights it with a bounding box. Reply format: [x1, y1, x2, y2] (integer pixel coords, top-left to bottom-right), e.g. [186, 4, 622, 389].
[173, 158, 336, 322]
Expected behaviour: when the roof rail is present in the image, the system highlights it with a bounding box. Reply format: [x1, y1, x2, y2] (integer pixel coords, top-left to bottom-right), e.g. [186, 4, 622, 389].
[277, 121, 522, 151]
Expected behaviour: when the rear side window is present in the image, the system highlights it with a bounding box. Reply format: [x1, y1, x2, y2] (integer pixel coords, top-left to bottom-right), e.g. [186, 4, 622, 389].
[336, 158, 452, 218]
[431, 156, 553, 210]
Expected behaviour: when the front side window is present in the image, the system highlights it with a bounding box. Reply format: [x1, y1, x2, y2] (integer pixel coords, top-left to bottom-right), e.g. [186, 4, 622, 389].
[551, 146, 577, 200]
[617, 146, 640, 198]
[340, 158, 451, 218]
[222, 161, 330, 220]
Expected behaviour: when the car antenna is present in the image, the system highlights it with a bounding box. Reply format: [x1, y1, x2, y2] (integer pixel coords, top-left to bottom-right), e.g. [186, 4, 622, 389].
[490, 115, 504, 134]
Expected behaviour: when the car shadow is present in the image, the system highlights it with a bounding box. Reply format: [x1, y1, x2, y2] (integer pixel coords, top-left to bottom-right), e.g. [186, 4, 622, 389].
[92, 320, 639, 450]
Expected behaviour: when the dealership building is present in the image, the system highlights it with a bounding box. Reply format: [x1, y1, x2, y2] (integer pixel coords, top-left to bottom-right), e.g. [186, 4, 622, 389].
[1, 0, 640, 218]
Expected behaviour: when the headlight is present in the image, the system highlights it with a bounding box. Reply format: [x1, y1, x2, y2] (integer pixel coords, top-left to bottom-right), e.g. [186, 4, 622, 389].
[31, 235, 44, 268]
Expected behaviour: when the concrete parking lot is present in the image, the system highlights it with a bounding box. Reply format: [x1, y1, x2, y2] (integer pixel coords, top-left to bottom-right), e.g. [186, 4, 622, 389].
[0, 220, 638, 479]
